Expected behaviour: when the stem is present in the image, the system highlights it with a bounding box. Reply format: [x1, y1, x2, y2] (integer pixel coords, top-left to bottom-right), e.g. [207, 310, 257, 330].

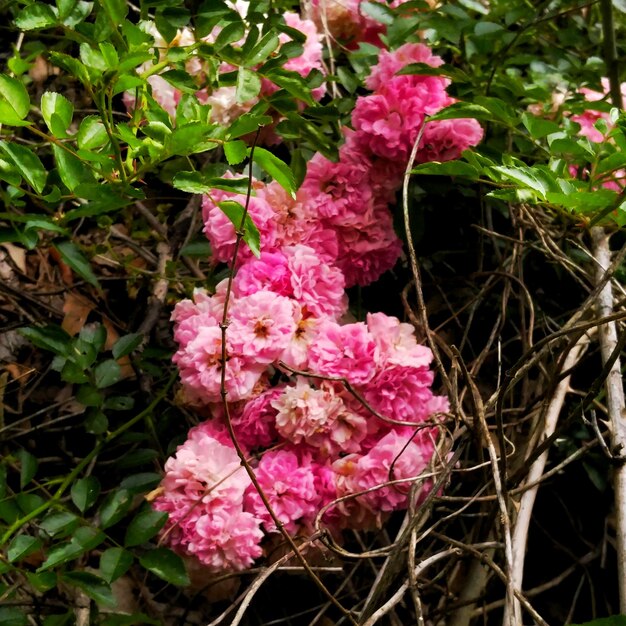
[591, 228, 626, 613]
[505, 335, 590, 625]
[217, 130, 357, 625]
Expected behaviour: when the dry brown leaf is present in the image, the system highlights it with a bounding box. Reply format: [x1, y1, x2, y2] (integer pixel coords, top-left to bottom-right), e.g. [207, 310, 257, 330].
[62, 292, 94, 336]
[1, 243, 26, 273]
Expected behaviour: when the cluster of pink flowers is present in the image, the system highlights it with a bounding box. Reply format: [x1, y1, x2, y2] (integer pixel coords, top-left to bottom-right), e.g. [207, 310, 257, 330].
[203, 43, 483, 287]
[156, 305, 448, 570]
[154, 23, 485, 574]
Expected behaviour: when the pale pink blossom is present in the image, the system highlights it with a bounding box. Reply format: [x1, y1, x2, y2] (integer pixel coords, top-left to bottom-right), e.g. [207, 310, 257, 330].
[272, 379, 367, 455]
[229, 291, 299, 365]
[366, 312, 433, 368]
[174, 325, 266, 403]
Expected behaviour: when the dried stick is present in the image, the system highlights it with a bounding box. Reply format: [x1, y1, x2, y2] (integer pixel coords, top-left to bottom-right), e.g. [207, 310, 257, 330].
[591, 227, 626, 613]
[505, 333, 590, 624]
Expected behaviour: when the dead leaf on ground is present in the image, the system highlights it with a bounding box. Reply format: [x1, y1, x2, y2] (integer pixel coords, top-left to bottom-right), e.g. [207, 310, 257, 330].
[62, 292, 94, 336]
[1, 243, 27, 273]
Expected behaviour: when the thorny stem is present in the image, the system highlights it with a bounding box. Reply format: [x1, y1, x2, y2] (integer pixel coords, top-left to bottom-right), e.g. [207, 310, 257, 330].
[217, 129, 358, 625]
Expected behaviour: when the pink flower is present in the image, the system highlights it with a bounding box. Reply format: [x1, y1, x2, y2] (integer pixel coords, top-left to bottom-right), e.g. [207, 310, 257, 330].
[352, 75, 453, 161]
[244, 450, 319, 533]
[361, 365, 445, 424]
[233, 251, 294, 298]
[173, 325, 265, 403]
[366, 312, 433, 368]
[272, 379, 368, 455]
[191, 509, 264, 571]
[153, 423, 264, 571]
[285, 245, 347, 319]
[280, 315, 320, 370]
[333, 206, 403, 288]
[335, 428, 436, 515]
[308, 321, 379, 385]
[229, 291, 299, 365]
[417, 118, 485, 163]
[230, 387, 282, 449]
[365, 43, 445, 92]
[283, 13, 325, 98]
[301, 152, 375, 220]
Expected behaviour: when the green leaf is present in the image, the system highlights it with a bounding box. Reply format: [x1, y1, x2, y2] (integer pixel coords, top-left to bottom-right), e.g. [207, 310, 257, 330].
[39, 511, 81, 538]
[412, 161, 481, 177]
[139, 548, 190, 586]
[249, 147, 296, 197]
[98, 0, 127, 23]
[112, 333, 143, 359]
[53, 241, 100, 288]
[119, 473, 161, 493]
[224, 140, 248, 165]
[0, 607, 29, 626]
[71, 477, 101, 513]
[236, 67, 261, 104]
[94, 359, 122, 388]
[124, 508, 168, 547]
[218, 200, 261, 258]
[361, 1, 395, 24]
[98, 488, 132, 529]
[8, 535, 43, 563]
[160, 70, 198, 95]
[429, 102, 492, 122]
[104, 395, 134, 411]
[76, 384, 104, 407]
[40, 527, 105, 570]
[0, 141, 47, 193]
[52, 145, 96, 192]
[491, 165, 549, 200]
[26, 570, 57, 593]
[100, 547, 133, 583]
[62, 571, 116, 607]
[14, 4, 57, 30]
[167, 123, 222, 156]
[49, 52, 91, 86]
[521, 112, 561, 140]
[264, 69, 315, 105]
[18, 449, 37, 488]
[41, 92, 73, 138]
[0, 75, 30, 125]
[228, 113, 272, 139]
[245, 31, 279, 66]
[214, 20, 245, 49]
